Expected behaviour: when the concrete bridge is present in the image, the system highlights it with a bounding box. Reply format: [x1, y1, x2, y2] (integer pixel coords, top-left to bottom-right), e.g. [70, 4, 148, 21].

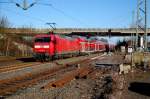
[1, 28, 150, 36]
[1, 28, 149, 48]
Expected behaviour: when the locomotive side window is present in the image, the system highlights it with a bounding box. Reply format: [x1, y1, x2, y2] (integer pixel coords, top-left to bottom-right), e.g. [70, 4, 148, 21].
[35, 37, 50, 42]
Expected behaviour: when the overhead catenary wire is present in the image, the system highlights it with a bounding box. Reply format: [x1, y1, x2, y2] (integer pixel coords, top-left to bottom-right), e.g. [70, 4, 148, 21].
[0, 0, 37, 10]
[0, 0, 85, 25]
[36, 2, 89, 27]
[0, 2, 54, 28]
[1, 0, 89, 27]
[1, 8, 47, 27]
[0, 0, 20, 4]
[0, 2, 13, 4]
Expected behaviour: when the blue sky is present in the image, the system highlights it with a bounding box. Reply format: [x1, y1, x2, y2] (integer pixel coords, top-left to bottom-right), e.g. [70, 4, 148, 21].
[0, 0, 150, 28]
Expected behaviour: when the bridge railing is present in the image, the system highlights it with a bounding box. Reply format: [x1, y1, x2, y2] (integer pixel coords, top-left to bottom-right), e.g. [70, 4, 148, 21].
[1, 28, 150, 34]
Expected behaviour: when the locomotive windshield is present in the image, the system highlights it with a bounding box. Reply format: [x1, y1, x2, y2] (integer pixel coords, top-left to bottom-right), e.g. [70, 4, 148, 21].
[35, 37, 50, 42]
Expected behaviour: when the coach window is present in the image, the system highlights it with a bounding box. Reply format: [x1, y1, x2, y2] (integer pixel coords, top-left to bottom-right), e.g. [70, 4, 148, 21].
[35, 37, 50, 42]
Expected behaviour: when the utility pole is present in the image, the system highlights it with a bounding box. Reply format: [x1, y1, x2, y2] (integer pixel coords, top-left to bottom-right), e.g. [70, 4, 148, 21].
[6, 37, 10, 56]
[136, 0, 148, 51]
[144, 0, 148, 51]
[108, 29, 111, 55]
[136, 0, 139, 50]
[131, 11, 135, 50]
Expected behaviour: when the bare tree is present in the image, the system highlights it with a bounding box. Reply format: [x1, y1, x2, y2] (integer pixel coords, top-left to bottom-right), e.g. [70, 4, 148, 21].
[0, 16, 11, 56]
[0, 16, 10, 28]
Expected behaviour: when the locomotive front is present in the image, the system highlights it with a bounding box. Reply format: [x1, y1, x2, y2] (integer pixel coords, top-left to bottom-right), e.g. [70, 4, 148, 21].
[33, 34, 54, 61]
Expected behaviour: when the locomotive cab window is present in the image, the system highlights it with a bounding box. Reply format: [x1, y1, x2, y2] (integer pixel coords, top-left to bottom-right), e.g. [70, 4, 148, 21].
[35, 37, 50, 42]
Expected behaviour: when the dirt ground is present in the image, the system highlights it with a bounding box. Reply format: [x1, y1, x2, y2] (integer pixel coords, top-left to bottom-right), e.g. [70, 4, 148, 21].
[121, 69, 150, 99]
[5, 67, 119, 99]
[3, 54, 123, 99]
[1, 54, 150, 99]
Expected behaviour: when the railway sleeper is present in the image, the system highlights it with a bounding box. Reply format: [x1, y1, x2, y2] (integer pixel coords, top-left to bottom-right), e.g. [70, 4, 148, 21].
[0, 62, 79, 96]
[42, 66, 92, 89]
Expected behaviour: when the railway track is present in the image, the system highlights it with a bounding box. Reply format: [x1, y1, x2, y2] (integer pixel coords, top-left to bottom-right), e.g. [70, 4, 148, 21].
[0, 64, 64, 95]
[41, 58, 105, 90]
[0, 64, 69, 96]
[0, 53, 105, 73]
[0, 62, 41, 73]
[41, 65, 93, 89]
[0, 54, 106, 97]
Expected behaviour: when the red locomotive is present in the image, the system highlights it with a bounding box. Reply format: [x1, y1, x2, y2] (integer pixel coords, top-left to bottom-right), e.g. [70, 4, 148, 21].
[33, 33, 114, 61]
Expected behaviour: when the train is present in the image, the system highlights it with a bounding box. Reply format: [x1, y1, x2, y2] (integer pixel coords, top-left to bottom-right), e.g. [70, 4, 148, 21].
[33, 32, 115, 61]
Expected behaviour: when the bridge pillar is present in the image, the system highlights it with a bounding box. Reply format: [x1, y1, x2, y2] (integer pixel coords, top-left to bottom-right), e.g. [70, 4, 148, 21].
[139, 35, 144, 48]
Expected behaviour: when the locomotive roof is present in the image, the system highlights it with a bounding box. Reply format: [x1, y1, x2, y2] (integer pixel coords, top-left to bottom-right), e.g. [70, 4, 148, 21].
[35, 34, 51, 38]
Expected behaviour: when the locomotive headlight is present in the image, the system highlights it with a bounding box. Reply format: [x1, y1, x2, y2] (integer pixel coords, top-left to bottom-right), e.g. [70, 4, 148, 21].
[34, 45, 41, 48]
[43, 45, 49, 48]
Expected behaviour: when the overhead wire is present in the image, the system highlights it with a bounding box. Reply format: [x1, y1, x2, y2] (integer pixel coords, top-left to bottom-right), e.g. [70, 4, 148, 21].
[0, 1, 45, 23]
[0, 1, 13, 4]
[0, 2, 11, 3]
[1, 8, 47, 26]
[0, 0, 15, 4]
[1, 0, 89, 27]
[36, 2, 89, 27]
